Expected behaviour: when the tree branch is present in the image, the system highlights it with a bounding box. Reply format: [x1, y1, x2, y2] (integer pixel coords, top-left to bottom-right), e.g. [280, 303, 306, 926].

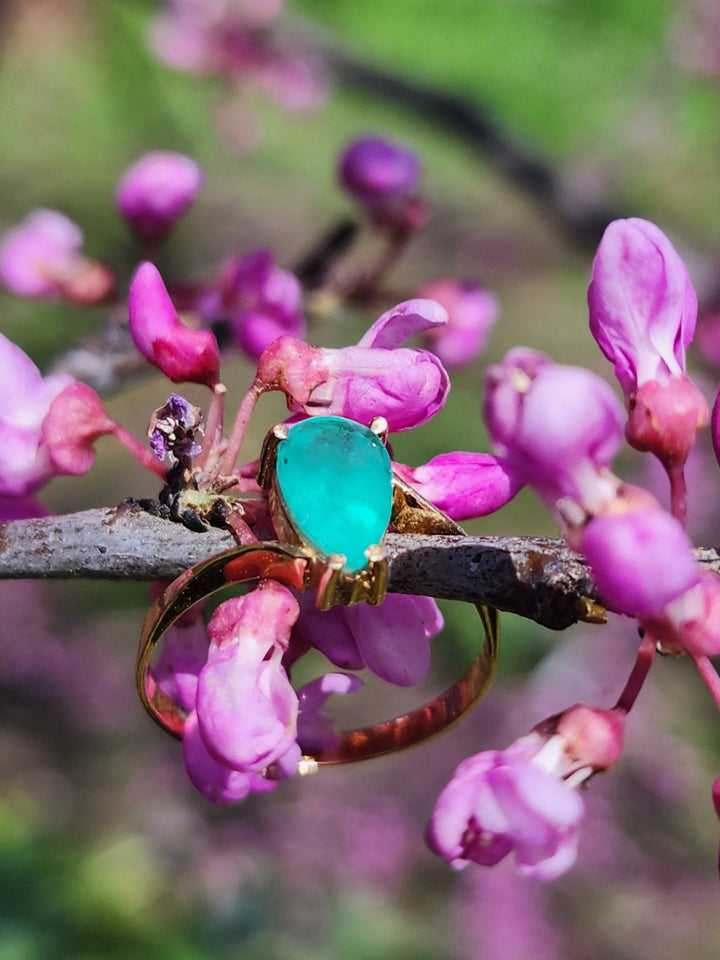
[2, 506, 719, 630]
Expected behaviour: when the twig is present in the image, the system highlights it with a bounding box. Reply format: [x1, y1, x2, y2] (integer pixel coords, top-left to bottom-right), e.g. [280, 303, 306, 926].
[2, 506, 719, 630]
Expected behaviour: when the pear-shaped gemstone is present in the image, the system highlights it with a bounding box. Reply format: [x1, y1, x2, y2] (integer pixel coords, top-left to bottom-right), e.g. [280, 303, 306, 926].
[275, 416, 392, 572]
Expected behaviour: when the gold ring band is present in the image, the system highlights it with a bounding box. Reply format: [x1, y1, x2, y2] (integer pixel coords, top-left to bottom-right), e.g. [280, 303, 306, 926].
[137, 540, 498, 766]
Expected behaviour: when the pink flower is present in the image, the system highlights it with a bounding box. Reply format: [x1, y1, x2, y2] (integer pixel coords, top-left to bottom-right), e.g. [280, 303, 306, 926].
[392, 451, 522, 521]
[218, 248, 305, 358]
[292, 592, 442, 687]
[256, 299, 450, 431]
[338, 136, 426, 234]
[428, 704, 623, 880]
[427, 740, 585, 880]
[41, 383, 119, 476]
[0, 209, 114, 305]
[116, 151, 203, 242]
[0, 333, 73, 498]
[417, 278, 499, 367]
[580, 497, 700, 618]
[194, 582, 300, 772]
[150, 0, 284, 76]
[483, 348, 624, 514]
[42, 381, 167, 480]
[128, 261, 220, 386]
[588, 217, 707, 468]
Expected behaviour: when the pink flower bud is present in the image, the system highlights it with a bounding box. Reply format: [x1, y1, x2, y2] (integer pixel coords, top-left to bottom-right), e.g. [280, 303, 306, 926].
[538, 704, 625, 775]
[588, 218, 697, 396]
[338, 136, 424, 233]
[0, 209, 114, 304]
[580, 500, 700, 617]
[128, 261, 220, 386]
[256, 300, 450, 431]
[483, 349, 624, 513]
[627, 374, 708, 468]
[588, 219, 705, 468]
[219, 248, 305, 358]
[392, 451, 522, 521]
[417, 278, 499, 367]
[116, 152, 204, 242]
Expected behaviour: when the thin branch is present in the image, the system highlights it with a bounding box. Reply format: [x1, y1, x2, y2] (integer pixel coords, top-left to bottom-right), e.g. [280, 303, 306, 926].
[2, 506, 719, 631]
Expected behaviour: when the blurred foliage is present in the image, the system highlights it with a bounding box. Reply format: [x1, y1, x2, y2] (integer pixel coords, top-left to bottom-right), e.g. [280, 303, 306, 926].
[1, 0, 720, 958]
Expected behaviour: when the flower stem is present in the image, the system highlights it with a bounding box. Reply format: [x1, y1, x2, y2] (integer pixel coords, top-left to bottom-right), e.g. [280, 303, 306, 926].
[666, 463, 688, 528]
[693, 655, 720, 711]
[196, 382, 226, 471]
[219, 379, 263, 475]
[112, 424, 167, 478]
[614, 632, 655, 714]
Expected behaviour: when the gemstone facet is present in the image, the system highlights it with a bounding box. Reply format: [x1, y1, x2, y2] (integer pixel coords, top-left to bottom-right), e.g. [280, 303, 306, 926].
[275, 416, 393, 572]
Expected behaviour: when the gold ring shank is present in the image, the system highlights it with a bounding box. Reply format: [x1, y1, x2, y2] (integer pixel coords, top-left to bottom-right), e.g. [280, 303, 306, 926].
[137, 540, 499, 765]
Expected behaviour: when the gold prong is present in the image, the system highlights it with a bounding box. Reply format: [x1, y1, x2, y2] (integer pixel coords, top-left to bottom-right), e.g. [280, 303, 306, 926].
[369, 416, 389, 445]
[315, 554, 345, 610]
[256, 423, 289, 489]
[365, 546, 388, 605]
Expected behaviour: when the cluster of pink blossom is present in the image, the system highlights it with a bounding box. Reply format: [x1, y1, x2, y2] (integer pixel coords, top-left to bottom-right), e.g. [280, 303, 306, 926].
[2, 137, 720, 884]
[149, 0, 328, 149]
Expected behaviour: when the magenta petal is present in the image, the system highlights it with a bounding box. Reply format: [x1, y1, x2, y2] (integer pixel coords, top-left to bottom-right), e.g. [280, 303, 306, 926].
[358, 298, 448, 349]
[427, 751, 503, 862]
[345, 594, 441, 686]
[128, 261, 220, 386]
[116, 151, 203, 242]
[581, 507, 700, 617]
[296, 672, 363, 751]
[393, 452, 522, 520]
[0, 333, 73, 497]
[418, 279, 499, 367]
[0, 495, 51, 520]
[152, 615, 209, 713]
[327, 345, 449, 431]
[484, 351, 625, 509]
[42, 382, 117, 476]
[588, 217, 697, 393]
[292, 597, 364, 670]
[0, 209, 83, 298]
[338, 136, 421, 207]
[427, 745, 583, 880]
[491, 759, 583, 877]
[183, 710, 276, 805]
[197, 643, 298, 771]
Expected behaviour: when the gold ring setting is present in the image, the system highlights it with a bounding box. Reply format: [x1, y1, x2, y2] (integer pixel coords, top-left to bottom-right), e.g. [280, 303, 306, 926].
[137, 414, 499, 779]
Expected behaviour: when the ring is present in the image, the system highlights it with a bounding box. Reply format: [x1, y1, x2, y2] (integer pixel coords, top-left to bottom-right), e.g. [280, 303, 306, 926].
[137, 415, 499, 769]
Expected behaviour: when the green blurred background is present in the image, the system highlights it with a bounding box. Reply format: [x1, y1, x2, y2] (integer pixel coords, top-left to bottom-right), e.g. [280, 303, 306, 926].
[1, 1, 720, 958]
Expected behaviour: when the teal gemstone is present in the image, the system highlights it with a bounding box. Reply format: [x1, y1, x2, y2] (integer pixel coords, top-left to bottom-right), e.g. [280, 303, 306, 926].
[275, 416, 392, 572]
